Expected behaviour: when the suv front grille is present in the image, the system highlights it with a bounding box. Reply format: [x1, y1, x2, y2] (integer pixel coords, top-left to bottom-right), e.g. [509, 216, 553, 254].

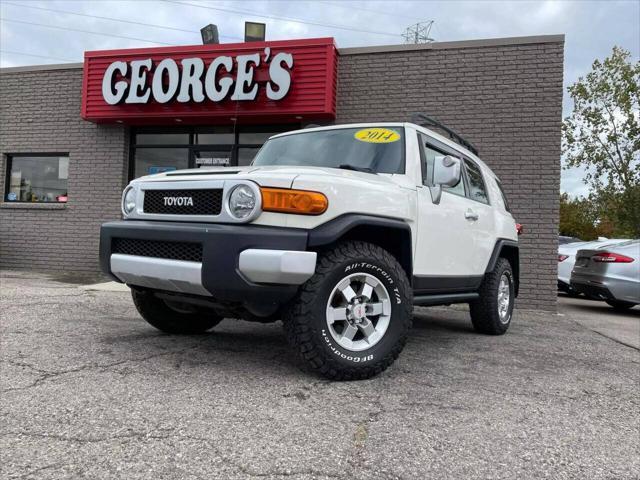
[112, 238, 203, 262]
[143, 189, 223, 215]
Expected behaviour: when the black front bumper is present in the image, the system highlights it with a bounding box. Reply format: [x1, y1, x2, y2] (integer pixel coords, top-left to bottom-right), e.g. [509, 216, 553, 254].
[100, 220, 309, 303]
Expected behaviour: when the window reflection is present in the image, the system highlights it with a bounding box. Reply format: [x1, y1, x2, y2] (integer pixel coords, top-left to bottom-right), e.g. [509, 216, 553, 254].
[6, 156, 69, 203]
[134, 148, 189, 177]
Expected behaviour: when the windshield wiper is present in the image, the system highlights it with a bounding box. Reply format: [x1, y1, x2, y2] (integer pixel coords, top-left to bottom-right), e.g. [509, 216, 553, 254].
[337, 164, 375, 173]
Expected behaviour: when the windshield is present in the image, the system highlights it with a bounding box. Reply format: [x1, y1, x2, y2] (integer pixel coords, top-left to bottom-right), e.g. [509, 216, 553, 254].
[252, 127, 405, 174]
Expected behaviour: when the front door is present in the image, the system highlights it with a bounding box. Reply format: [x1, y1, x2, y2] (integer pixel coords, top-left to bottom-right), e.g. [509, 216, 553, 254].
[414, 186, 479, 277]
[412, 134, 481, 292]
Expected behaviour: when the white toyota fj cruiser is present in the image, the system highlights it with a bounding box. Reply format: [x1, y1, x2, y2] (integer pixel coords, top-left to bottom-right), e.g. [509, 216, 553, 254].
[100, 116, 519, 380]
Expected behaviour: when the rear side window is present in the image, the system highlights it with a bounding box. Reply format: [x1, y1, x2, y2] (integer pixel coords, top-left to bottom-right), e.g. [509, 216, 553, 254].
[496, 179, 511, 212]
[464, 159, 489, 204]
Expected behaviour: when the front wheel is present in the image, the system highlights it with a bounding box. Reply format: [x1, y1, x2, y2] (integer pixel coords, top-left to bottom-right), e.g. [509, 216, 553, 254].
[132, 289, 223, 334]
[469, 257, 514, 335]
[283, 241, 412, 381]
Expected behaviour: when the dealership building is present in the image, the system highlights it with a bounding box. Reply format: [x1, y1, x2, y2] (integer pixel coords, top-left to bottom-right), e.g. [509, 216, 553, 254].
[0, 34, 564, 311]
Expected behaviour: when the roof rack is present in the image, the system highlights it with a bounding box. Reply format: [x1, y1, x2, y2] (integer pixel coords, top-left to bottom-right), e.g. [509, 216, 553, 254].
[410, 113, 479, 156]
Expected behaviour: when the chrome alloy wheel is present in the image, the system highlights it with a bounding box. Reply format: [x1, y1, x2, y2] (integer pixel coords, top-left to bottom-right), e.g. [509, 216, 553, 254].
[497, 273, 511, 324]
[325, 273, 392, 352]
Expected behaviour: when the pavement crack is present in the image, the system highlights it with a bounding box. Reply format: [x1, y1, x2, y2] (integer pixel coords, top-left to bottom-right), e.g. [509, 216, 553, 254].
[586, 327, 640, 351]
[9, 462, 65, 480]
[1, 343, 209, 393]
[566, 317, 640, 351]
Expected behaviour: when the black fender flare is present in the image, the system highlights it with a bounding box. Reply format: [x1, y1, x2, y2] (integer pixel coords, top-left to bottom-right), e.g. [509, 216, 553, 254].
[307, 214, 413, 277]
[486, 239, 520, 296]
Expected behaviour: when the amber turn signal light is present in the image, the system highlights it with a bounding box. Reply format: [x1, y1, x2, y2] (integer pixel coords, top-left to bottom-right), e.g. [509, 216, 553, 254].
[260, 187, 328, 215]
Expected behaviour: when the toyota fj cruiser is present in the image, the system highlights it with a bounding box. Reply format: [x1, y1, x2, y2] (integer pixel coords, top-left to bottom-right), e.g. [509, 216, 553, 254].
[100, 116, 519, 380]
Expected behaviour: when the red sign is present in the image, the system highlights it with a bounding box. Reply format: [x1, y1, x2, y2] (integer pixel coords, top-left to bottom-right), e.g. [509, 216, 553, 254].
[81, 37, 337, 125]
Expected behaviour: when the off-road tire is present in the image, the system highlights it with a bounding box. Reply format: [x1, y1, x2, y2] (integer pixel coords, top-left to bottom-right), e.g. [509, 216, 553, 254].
[606, 300, 637, 311]
[469, 257, 514, 335]
[283, 241, 412, 381]
[132, 289, 222, 334]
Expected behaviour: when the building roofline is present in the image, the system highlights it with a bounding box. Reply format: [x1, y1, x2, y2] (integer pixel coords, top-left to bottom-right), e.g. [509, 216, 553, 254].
[0, 34, 565, 73]
[338, 34, 565, 56]
[0, 62, 83, 74]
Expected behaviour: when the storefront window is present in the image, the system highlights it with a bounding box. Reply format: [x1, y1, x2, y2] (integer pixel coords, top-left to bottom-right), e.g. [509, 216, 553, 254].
[134, 148, 189, 177]
[134, 132, 189, 145]
[5, 155, 69, 203]
[195, 126, 235, 145]
[237, 147, 261, 166]
[239, 125, 293, 144]
[130, 125, 298, 179]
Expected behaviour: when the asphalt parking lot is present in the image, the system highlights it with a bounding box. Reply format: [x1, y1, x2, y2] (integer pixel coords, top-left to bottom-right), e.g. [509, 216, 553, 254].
[1, 270, 639, 479]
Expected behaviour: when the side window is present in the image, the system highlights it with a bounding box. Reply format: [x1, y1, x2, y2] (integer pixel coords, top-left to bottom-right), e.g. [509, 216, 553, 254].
[5, 154, 70, 203]
[463, 159, 489, 204]
[418, 133, 465, 196]
[495, 179, 511, 212]
[418, 133, 433, 185]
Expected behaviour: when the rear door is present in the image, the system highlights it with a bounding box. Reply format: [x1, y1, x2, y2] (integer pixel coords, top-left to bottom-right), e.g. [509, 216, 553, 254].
[462, 158, 496, 274]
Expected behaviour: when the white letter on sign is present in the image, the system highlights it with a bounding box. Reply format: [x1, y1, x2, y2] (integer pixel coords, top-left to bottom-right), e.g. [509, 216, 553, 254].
[152, 59, 179, 104]
[102, 61, 129, 105]
[267, 52, 293, 100]
[125, 59, 152, 104]
[205, 56, 234, 102]
[178, 58, 205, 103]
[231, 53, 260, 101]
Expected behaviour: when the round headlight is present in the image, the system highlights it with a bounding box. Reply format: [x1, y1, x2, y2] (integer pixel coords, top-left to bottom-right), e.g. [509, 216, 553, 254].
[229, 185, 256, 219]
[123, 187, 136, 215]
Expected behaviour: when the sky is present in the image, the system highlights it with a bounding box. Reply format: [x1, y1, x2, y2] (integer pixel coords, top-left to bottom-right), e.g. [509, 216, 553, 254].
[1, 0, 639, 197]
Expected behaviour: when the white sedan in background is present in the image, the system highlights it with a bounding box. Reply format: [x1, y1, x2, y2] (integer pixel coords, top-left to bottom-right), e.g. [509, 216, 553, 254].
[558, 238, 629, 296]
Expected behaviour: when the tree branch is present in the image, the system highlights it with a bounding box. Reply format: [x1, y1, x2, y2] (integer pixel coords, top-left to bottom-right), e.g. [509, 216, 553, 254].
[602, 102, 629, 187]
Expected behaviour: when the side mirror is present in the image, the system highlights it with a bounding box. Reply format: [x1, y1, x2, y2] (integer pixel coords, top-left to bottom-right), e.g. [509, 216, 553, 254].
[430, 155, 462, 204]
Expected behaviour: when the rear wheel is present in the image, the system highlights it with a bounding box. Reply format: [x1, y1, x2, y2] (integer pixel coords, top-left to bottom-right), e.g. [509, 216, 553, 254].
[605, 300, 637, 311]
[131, 289, 222, 334]
[469, 257, 514, 335]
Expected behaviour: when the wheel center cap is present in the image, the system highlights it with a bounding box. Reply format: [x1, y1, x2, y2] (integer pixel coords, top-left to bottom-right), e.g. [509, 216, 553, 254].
[352, 303, 366, 320]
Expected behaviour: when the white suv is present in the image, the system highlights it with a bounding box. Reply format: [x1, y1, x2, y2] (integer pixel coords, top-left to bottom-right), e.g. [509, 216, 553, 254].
[100, 121, 519, 380]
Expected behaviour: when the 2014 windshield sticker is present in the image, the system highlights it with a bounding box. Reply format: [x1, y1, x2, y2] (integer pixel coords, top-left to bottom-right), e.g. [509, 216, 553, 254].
[354, 128, 400, 143]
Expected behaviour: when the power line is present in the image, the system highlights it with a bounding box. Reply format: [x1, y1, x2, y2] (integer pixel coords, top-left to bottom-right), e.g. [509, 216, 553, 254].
[0, 18, 175, 46]
[161, 0, 401, 38]
[1, 1, 243, 41]
[0, 49, 78, 63]
[315, 0, 419, 22]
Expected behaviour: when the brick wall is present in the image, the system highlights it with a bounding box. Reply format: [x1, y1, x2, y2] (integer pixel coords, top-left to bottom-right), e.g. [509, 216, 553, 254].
[0, 67, 128, 274]
[337, 38, 564, 311]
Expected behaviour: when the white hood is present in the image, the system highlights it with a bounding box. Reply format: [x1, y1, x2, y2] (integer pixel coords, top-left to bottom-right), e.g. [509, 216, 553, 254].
[132, 165, 413, 190]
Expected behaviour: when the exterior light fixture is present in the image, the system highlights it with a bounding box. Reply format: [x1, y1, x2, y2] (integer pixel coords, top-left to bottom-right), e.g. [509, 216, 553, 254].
[245, 22, 266, 42]
[201, 24, 220, 45]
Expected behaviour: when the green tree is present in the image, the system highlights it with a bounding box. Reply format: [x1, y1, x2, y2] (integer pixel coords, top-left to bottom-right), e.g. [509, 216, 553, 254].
[559, 193, 598, 240]
[562, 46, 640, 237]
